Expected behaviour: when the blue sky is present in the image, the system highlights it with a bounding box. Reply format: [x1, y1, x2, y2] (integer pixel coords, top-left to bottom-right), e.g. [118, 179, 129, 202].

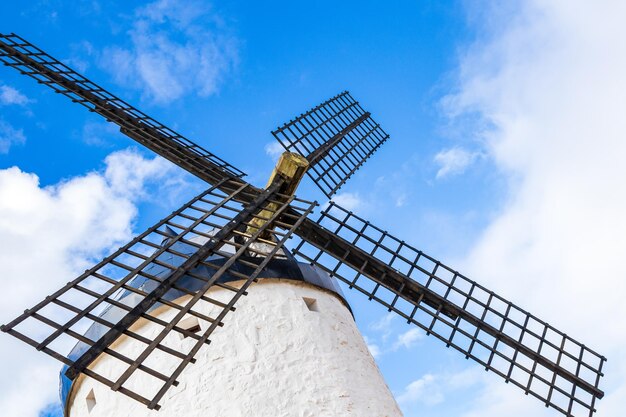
[1, 1, 625, 417]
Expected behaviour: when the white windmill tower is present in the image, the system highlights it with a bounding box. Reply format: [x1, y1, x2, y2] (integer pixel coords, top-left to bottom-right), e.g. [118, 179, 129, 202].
[0, 33, 607, 417]
[59, 153, 403, 417]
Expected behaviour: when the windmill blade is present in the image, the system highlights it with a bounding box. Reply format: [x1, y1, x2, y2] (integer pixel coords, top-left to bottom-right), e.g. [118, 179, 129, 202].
[272, 91, 390, 198]
[1, 177, 315, 410]
[291, 202, 606, 417]
[0, 33, 246, 188]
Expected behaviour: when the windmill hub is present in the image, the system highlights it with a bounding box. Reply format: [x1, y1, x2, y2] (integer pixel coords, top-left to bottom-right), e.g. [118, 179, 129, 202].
[266, 151, 309, 196]
[247, 151, 309, 237]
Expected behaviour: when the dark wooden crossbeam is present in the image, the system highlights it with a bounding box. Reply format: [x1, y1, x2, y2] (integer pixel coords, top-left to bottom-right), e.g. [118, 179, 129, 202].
[306, 112, 370, 167]
[0, 33, 247, 191]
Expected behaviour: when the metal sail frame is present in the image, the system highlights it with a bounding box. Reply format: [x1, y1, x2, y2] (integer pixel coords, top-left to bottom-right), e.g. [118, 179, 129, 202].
[1, 177, 315, 409]
[0, 33, 246, 189]
[272, 91, 389, 199]
[0, 32, 607, 417]
[291, 202, 606, 416]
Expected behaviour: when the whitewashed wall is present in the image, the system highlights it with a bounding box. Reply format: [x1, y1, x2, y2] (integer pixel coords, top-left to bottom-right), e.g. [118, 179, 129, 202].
[67, 279, 403, 417]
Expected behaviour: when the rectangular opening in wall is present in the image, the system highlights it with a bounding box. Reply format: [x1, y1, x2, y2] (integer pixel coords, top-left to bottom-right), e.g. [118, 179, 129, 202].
[303, 297, 319, 312]
[86, 388, 96, 413]
[178, 316, 202, 339]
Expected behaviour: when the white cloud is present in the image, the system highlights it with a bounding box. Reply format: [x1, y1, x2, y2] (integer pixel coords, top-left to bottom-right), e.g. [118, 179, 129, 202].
[101, 0, 238, 103]
[397, 374, 444, 407]
[330, 192, 364, 212]
[0, 85, 30, 106]
[392, 328, 423, 351]
[0, 149, 183, 417]
[264, 141, 284, 160]
[442, 1, 626, 416]
[367, 313, 396, 346]
[433, 146, 480, 179]
[0, 84, 30, 154]
[398, 368, 486, 414]
[365, 313, 422, 358]
[366, 324, 422, 359]
[0, 120, 26, 154]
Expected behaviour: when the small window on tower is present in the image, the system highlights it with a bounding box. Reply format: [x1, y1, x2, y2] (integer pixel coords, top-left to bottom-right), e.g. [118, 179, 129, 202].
[86, 389, 96, 413]
[178, 316, 202, 340]
[303, 297, 319, 312]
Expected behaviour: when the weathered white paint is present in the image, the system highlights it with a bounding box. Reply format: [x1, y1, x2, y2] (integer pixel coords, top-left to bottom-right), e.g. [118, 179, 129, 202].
[67, 278, 403, 417]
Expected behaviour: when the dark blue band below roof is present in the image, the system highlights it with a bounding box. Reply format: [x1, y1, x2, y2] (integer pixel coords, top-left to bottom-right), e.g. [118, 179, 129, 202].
[59, 239, 348, 415]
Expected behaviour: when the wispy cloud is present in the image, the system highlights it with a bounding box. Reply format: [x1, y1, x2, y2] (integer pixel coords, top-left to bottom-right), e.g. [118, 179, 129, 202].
[101, 0, 238, 103]
[391, 328, 423, 351]
[443, 1, 626, 416]
[330, 192, 364, 212]
[397, 368, 486, 412]
[0, 121, 26, 154]
[0, 83, 31, 154]
[81, 120, 120, 147]
[64, 40, 96, 73]
[370, 312, 395, 341]
[0, 85, 30, 106]
[394, 192, 408, 207]
[365, 314, 424, 358]
[264, 141, 284, 160]
[433, 146, 481, 179]
[397, 374, 444, 407]
[0, 149, 187, 417]
[369, 154, 420, 212]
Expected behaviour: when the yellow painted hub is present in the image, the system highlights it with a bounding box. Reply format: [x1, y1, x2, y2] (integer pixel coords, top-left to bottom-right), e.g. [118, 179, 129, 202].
[247, 152, 310, 236]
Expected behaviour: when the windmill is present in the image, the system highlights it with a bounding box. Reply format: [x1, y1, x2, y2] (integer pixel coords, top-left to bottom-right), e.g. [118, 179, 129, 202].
[0, 33, 606, 417]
